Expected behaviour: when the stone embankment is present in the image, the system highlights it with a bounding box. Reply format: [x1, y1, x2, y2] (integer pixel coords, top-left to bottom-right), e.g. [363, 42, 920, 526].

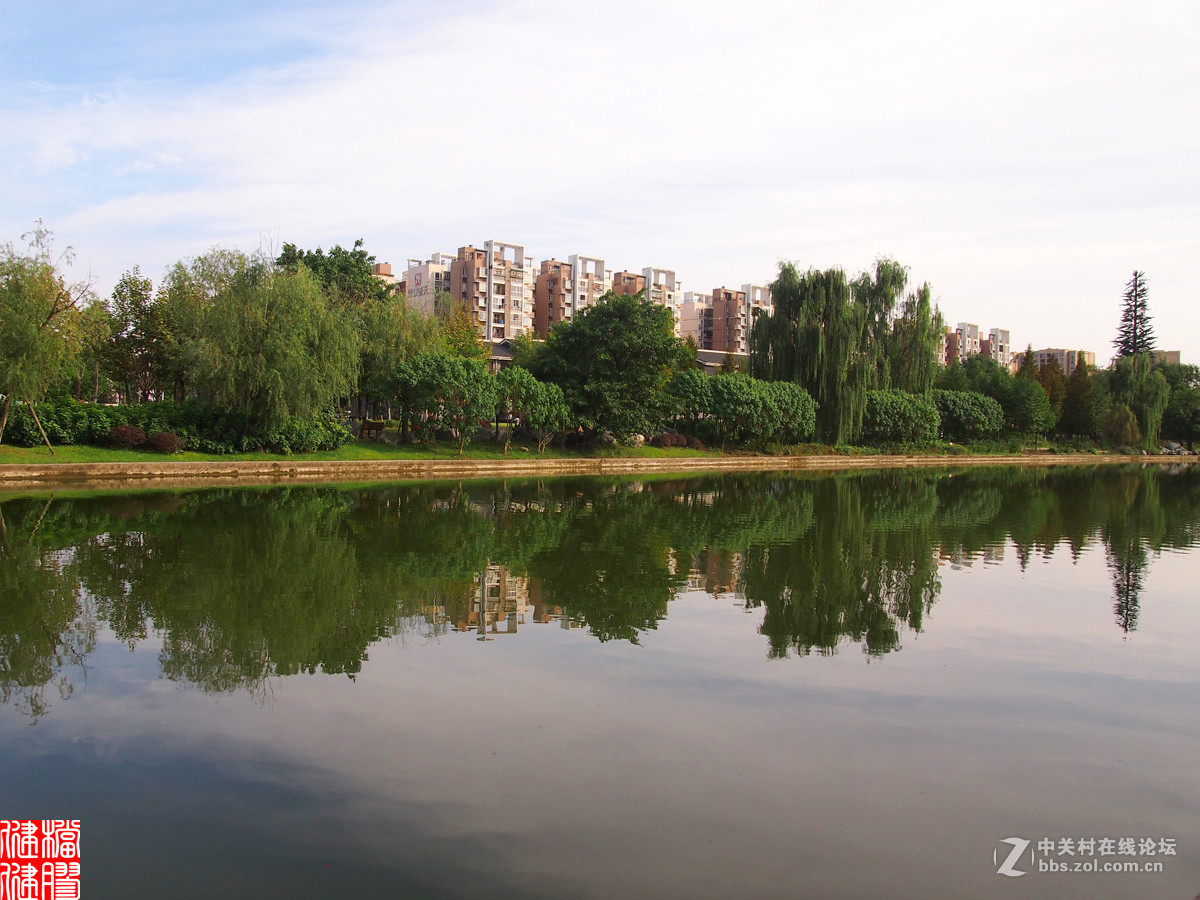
[0, 453, 1193, 492]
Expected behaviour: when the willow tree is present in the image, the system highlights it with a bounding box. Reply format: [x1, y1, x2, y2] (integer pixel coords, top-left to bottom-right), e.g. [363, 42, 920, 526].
[750, 260, 918, 444]
[0, 223, 88, 446]
[888, 282, 944, 396]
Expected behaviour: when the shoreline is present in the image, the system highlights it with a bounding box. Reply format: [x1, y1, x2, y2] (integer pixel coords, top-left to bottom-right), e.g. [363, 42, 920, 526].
[1, 453, 1194, 492]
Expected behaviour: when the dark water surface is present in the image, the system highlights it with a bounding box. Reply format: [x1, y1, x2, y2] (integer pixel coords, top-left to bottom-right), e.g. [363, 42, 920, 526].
[1, 465, 1198, 898]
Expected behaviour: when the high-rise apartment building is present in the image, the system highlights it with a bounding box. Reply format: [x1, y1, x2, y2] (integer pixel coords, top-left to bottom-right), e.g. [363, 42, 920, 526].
[533, 254, 610, 336]
[956, 323, 982, 358]
[644, 267, 682, 334]
[1034, 348, 1095, 376]
[611, 270, 646, 296]
[403, 253, 454, 317]
[449, 241, 535, 342]
[985, 328, 1011, 367]
[709, 284, 771, 355]
[680, 291, 712, 349]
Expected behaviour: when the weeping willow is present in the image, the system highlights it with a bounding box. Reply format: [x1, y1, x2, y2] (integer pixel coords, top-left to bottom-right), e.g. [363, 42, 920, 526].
[750, 259, 934, 444]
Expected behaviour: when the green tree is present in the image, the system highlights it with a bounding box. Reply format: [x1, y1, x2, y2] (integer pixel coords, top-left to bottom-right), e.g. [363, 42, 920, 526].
[667, 368, 712, 433]
[1101, 403, 1142, 448]
[1109, 353, 1169, 448]
[276, 239, 393, 306]
[1008, 377, 1056, 443]
[438, 294, 489, 361]
[1160, 363, 1200, 449]
[1037, 355, 1067, 415]
[0, 223, 88, 446]
[1113, 270, 1154, 358]
[861, 390, 941, 446]
[525, 291, 683, 439]
[162, 249, 360, 431]
[106, 267, 162, 403]
[933, 390, 1004, 442]
[749, 263, 869, 444]
[396, 353, 496, 455]
[1057, 357, 1098, 438]
[888, 282, 944, 396]
[358, 293, 438, 415]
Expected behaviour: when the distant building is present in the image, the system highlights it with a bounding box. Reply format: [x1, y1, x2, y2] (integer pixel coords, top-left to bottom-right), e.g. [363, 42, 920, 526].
[449, 241, 535, 342]
[955, 323, 982, 358]
[643, 267, 682, 334]
[710, 284, 771, 355]
[532, 254, 610, 336]
[984, 328, 1011, 367]
[1153, 350, 1182, 366]
[403, 253, 454, 316]
[1033, 348, 1095, 376]
[680, 291, 712, 349]
[372, 262, 396, 286]
[610, 270, 645, 296]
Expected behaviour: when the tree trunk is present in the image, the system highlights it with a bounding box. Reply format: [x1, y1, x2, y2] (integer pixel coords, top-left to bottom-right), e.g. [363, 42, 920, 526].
[0, 395, 11, 444]
[93, 360, 100, 403]
[28, 402, 55, 455]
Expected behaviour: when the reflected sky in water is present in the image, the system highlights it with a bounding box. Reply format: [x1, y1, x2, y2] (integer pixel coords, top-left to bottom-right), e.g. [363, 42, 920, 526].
[1, 465, 1198, 898]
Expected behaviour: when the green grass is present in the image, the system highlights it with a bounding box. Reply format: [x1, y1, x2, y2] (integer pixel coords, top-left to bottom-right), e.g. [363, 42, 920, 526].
[0, 437, 722, 466]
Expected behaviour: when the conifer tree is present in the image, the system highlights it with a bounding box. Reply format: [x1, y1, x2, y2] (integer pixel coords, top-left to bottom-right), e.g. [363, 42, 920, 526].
[1113, 271, 1155, 358]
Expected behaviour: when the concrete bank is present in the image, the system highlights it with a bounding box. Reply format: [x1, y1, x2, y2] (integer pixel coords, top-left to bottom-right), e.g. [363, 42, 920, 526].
[0, 453, 1193, 493]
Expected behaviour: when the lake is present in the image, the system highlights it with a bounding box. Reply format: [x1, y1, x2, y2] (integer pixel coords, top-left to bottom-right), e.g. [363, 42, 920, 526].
[1, 465, 1197, 898]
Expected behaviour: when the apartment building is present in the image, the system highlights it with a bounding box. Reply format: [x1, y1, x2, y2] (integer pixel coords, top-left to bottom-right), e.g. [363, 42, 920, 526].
[983, 328, 1011, 367]
[644, 267, 682, 333]
[955, 323, 982, 358]
[1034, 348, 1096, 376]
[402, 253, 454, 317]
[371, 262, 397, 286]
[680, 291, 712, 349]
[611, 270, 646, 296]
[449, 241, 535, 342]
[532, 254, 610, 336]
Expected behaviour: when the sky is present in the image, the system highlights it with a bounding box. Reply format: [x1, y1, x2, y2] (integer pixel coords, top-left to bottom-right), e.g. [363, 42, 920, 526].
[3, 0, 1197, 365]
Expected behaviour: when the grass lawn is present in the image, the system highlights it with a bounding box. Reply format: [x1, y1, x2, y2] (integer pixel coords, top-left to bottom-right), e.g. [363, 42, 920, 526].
[0, 438, 722, 466]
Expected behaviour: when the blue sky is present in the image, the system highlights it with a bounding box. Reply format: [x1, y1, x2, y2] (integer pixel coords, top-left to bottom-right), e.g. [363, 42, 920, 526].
[3, 0, 1198, 364]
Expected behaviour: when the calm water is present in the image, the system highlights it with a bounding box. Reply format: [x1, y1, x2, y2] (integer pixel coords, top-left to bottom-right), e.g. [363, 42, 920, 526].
[1, 466, 1198, 898]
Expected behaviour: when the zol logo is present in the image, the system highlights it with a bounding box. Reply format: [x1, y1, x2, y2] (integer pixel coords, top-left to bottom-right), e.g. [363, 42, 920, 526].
[994, 837, 1031, 877]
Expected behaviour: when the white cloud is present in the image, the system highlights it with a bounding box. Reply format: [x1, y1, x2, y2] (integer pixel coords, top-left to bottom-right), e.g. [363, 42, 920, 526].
[3, 0, 1198, 362]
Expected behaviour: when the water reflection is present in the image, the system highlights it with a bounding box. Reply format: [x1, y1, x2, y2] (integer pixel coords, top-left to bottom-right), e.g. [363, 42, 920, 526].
[2, 464, 1199, 715]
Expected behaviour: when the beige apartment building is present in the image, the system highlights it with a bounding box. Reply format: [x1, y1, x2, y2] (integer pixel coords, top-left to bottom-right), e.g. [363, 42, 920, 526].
[1034, 348, 1095, 375]
[449, 241, 535, 342]
[644, 267, 682, 333]
[402, 253, 454, 317]
[680, 291, 712, 348]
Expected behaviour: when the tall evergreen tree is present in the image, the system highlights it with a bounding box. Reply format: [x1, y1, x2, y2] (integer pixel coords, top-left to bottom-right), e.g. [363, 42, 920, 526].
[1113, 270, 1154, 358]
[1057, 355, 1096, 438]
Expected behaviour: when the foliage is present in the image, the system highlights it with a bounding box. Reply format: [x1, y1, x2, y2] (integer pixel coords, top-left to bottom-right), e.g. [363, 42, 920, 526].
[396, 353, 497, 454]
[525, 292, 684, 439]
[1007, 377, 1056, 439]
[358, 292, 438, 408]
[145, 432, 184, 454]
[667, 368, 712, 430]
[750, 259, 940, 444]
[1101, 403, 1142, 448]
[1113, 270, 1154, 358]
[1, 222, 89, 443]
[933, 390, 1004, 442]
[160, 250, 360, 432]
[1037, 355, 1066, 414]
[861, 390, 940, 446]
[276, 239, 393, 306]
[1109, 353, 1170, 448]
[496, 367, 570, 453]
[105, 267, 162, 403]
[888, 282, 944, 396]
[1057, 358, 1097, 438]
[1160, 363, 1200, 448]
[438, 294, 489, 361]
[109, 425, 146, 449]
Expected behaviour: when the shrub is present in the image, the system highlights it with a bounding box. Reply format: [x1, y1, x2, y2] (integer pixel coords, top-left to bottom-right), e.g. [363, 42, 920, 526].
[109, 425, 147, 449]
[685, 435, 705, 451]
[145, 432, 184, 454]
[934, 390, 1005, 442]
[861, 391, 940, 446]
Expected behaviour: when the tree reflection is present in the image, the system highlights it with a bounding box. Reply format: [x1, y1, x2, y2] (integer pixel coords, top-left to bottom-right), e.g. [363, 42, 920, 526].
[2, 464, 1200, 713]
